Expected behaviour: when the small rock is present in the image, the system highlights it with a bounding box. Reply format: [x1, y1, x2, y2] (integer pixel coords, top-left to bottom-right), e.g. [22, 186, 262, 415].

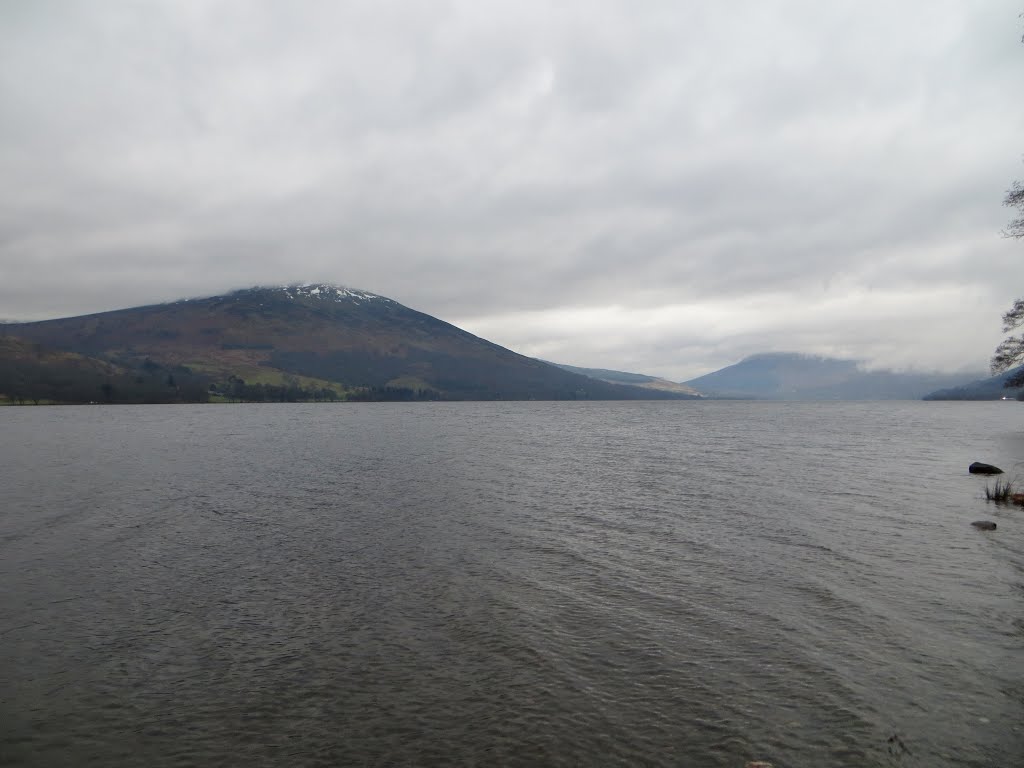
[887, 733, 911, 756]
[969, 462, 1004, 475]
[971, 521, 997, 531]
[745, 763, 774, 768]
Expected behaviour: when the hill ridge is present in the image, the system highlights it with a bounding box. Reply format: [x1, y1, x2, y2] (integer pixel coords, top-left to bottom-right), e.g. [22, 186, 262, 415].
[1, 285, 699, 403]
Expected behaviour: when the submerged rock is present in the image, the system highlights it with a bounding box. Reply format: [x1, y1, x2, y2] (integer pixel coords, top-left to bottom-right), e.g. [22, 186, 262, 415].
[969, 462, 1004, 475]
[745, 763, 774, 768]
[971, 521, 997, 531]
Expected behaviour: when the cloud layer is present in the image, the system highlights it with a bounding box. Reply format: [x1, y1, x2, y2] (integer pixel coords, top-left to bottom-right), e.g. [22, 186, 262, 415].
[1, 0, 1021, 378]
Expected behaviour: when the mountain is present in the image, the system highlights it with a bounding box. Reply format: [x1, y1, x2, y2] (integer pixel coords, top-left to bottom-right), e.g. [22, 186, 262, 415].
[1, 284, 699, 403]
[552, 362, 703, 397]
[683, 352, 980, 400]
[922, 366, 1024, 400]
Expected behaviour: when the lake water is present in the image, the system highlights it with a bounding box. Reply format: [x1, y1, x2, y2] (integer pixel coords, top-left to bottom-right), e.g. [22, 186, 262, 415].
[1, 401, 1022, 767]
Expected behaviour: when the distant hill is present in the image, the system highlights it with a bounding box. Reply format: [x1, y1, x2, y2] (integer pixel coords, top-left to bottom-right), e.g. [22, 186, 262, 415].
[922, 366, 1024, 400]
[1, 284, 699, 403]
[683, 352, 979, 400]
[551, 363, 703, 397]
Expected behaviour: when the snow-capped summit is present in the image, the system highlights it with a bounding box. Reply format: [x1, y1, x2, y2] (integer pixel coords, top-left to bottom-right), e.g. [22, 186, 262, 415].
[275, 283, 395, 304]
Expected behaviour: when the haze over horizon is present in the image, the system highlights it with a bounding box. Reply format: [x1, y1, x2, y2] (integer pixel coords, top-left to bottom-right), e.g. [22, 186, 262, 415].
[1, 1, 1021, 380]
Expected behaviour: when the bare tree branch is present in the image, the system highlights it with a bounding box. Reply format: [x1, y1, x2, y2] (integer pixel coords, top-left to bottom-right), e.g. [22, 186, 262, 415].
[1001, 298, 1024, 332]
[1003, 180, 1024, 239]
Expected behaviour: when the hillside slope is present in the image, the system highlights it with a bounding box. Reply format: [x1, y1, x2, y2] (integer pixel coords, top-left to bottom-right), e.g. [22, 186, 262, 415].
[553, 362, 702, 397]
[0, 334, 212, 404]
[922, 366, 1024, 400]
[2, 284, 698, 402]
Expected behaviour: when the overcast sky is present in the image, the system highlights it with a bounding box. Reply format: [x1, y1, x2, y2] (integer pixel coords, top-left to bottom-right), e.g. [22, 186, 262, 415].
[1, 0, 1022, 379]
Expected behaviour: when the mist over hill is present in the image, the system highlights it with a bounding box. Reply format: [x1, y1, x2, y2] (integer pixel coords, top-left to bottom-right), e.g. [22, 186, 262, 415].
[683, 352, 980, 400]
[1, 284, 698, 403]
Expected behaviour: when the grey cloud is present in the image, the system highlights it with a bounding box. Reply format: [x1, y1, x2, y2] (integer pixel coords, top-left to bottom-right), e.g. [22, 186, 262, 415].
[1, 0, 1022, 375]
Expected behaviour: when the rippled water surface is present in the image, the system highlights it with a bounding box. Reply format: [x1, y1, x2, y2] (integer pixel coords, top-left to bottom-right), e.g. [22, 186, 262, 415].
[1, 401, 1022, 767]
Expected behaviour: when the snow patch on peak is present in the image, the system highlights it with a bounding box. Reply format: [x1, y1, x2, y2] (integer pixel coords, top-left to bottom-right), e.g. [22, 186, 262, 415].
[275, 283, 395, 305]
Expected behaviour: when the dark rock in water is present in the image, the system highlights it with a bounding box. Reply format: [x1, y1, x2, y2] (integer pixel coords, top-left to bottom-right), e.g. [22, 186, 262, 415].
[886, 733, 911, 757]
[969, 462, 1003, 475]
[971, 521, 997, 531]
